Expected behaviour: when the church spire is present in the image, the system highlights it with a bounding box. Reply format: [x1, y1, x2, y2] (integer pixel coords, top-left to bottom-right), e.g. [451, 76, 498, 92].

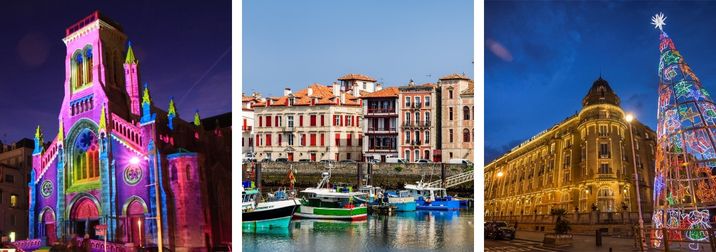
[125, 41, 137, 64]
[193, 110, 201, 127]
[99, 103, 107, 131]
[33, 125, 44, 155]
[168, 96, 177, 130]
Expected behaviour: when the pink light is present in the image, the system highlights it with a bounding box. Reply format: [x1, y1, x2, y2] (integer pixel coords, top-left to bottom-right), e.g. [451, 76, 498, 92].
[130, 156, 140, 165]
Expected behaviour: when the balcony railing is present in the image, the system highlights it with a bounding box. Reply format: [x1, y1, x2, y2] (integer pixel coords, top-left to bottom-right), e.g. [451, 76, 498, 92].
[367, 108, 397, 114]
[402, 121, 431, 128]
[367, 145, 397, 151]
[282, 126, 296, 132]
[367, 127, 397, 133]
[242, 126, 253, 132]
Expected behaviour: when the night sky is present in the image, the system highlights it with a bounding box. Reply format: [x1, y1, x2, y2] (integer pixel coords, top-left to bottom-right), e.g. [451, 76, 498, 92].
[486, 1, 716, 162]
[0, 1, 230, 144]
[243, 0, 473, 97]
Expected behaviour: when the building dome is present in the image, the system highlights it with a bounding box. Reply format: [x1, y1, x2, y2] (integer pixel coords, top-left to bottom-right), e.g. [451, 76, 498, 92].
[582, 76, 620, 107]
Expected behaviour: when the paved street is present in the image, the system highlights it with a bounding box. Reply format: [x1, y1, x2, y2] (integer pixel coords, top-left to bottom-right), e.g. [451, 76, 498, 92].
[485, 230, 645, 252]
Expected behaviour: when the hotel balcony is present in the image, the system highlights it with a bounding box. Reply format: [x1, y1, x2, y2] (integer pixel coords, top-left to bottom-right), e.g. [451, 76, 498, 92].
[242, 126, 253, 132]
[365, 127, 398, 134]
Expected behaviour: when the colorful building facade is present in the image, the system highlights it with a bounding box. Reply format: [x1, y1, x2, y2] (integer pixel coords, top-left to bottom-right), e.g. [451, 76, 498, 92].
[253, 80, 364, 162]
[438, 74, 474, 161]
[398, 81, 438, 162]
[360, 86, 399, 162]
[27, 12, 230, 251]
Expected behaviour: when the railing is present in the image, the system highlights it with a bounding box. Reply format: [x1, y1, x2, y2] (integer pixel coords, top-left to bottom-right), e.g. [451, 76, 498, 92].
[367, 146, 397, 151]
[282, 126, 296, 132]
[402, 121, 431, 128]
[89, 239, 126, 252]
[111, 114, 143, 149]
[367, 108, 397, 114]
[487, 212, 653, 226]
[242, 126, 253, 132]
[366, 128, 397, 133]
[427, 169, 474, 188]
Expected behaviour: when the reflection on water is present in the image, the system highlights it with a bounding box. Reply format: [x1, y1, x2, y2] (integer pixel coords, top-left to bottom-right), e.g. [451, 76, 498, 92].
[242, 210, 474, 252]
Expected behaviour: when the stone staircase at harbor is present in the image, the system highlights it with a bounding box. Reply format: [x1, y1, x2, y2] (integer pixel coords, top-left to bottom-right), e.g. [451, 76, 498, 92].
[426, 169, 473, 189]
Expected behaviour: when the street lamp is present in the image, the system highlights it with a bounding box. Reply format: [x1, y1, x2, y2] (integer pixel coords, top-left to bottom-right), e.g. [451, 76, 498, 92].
[626, 113, 647, 250]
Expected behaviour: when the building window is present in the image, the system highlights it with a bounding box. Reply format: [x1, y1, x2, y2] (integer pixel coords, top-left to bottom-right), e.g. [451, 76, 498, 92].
[5, 175, 14, 184]
[347, 133, 352, 146]
[321, 134, 325, 146]
[405, 150, 410, 161]
[310, 134, 316, 146]
[405, 131, 411, 143]
[425, 112, 430, 123]
[276, 116, 282, 127]
[424, 150, 430, 160]
[449, 89, 453, 99]
[425, 131, 430, 144]
[405, 96, 411, 107]
[266, 134, 272, 146]
[563, 170, 570, 183]
[334, 115, 340, 126]
[405, 112, 411, 123]
[414, 150, 419, 161]
[463, 129, 470, 142]
[425, 96, 431, 106]
[288, 134, 294, 146]
[415, 112, 420, 124]
[266, 116, 272, 127]
[463, 106, 470, 120]
[597, 187, 615, 212]
[415, 130, 420, 143]
[10, 194, 17, 208]
[415, 97, 421, 108]
[299, 115, 304, 127]
[449, 107, 453, 121]
[321, 115, 325, 126]
[599, 143, 610, 158]
[335, 134, 340, 146]
[599, 125, 608, 137]
[449, 129, 454, 143]
[599, 163, 611, 174]
[287, 116, 294, 127]
[301, 134, 306, 146]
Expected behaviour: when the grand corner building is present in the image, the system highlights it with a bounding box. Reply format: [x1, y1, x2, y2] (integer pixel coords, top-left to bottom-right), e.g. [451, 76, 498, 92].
[485, 77, 657, 230]
[26, 12, 230, 250]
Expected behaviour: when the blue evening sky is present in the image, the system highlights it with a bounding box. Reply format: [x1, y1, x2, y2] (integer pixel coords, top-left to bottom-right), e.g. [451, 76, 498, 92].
[243, 0, 473, 97]
[485, 1, 716, 162]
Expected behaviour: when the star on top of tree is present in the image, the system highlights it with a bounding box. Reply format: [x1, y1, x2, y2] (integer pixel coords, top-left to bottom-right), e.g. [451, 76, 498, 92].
[651, 12, 667, 32]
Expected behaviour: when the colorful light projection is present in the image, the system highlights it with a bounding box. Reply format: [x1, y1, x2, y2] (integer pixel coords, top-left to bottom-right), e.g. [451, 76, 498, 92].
[651, 13, 716, 250]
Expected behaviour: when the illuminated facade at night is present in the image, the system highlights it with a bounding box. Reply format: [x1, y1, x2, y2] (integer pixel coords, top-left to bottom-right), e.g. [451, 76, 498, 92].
[485, 77, 656, 219]
[26, 12, 231, 251]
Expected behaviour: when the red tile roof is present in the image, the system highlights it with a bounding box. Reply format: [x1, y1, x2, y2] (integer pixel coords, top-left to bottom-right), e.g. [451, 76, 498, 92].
[439, 73, 471, 80]
[461, 80, 474, 95]
[360, 87, 399, 98]
[337, 73, 377, 82]
[253, 83, 361, 107]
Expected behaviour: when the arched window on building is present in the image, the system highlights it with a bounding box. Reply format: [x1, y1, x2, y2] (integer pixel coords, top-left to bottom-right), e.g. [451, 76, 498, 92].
[72, 50, 83, 89]
[463, 106, 470, 120]
[597, 187, 615, 212]
[463, 128, 470, 142]
[71, 129, 99, 186]
[84, 46, 93, 84]
[424, 150, 430, 160]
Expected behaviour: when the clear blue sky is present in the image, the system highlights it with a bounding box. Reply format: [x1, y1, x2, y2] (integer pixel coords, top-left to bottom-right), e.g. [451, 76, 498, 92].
[486, 1, 716, 162]
[243, 0, 473, 97]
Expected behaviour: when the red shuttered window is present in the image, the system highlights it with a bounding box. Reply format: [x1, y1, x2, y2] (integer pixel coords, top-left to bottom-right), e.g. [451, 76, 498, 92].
[347, 133, 352, 146]
[266, 134, 272, 146]
[321, 134, 325, 146]
[310, 115, 317, 126]
[321, 115, 325, 126]
[335, 134, 340, 146]
[310, 134, 316, 146]
[266, 116, 272, 127]
[299, 115, 304, 127]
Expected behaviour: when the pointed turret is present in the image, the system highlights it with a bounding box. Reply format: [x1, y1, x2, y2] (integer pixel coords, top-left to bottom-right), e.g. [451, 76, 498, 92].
[193, 110, 201, 127]
[99, 104, 107, 131]
[582, 76, 620, 107]
[33, 125, 44, 154]
[58, 119, 64, 143]
[140, 83, 156, 124]
[168, 96, 177, 130]
[125, 41, 137, 64]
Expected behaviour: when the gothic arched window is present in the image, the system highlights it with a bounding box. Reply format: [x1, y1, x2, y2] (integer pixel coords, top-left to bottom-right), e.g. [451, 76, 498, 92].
[72, 129, 99, 184]
[84, 46, 93, 84]
[463, 106, 470, 120]
[463, 128, 470, 142]
[170, 165, 178, 181]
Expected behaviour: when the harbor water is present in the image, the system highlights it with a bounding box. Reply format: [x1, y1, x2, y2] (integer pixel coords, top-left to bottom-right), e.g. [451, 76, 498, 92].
[242, 209, 474, 252]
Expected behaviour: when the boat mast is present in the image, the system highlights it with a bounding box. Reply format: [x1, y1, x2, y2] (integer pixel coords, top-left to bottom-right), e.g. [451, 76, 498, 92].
[316, 162, 332, 189]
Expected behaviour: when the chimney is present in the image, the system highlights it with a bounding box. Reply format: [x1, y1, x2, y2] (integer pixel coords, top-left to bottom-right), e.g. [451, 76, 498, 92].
[284, 88, 292, 96]
[375, 83, 383, 91]
[332, 82, 340, 97]
[340, 93, 346, 104]
[307, 88, 313, 96]
[352, 87, 360, 97]
[409, 79, 415, 86]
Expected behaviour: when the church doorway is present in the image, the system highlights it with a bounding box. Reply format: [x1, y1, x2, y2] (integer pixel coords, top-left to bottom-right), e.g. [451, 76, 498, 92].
[70, 197, 100, 239]
[41, 208, 57, 244]
[126, 200, 146, 247]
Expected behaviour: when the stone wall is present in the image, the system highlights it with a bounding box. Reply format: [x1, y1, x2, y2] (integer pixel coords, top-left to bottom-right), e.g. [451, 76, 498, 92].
[246, 162, 474, 196]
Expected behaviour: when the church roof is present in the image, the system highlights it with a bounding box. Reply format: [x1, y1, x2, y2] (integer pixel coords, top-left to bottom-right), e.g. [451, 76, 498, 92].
[582, 76, 620, 107]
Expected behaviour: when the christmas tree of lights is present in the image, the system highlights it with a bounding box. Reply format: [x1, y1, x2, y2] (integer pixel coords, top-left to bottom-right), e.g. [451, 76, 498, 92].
[651, 12, 716, 250]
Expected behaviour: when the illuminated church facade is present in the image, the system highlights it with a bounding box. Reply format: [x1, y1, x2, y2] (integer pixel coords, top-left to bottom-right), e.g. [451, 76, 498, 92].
[26, 12, 231, 251]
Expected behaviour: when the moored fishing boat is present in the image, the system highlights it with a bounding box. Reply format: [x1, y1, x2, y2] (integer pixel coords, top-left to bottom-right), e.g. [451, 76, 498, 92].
[404, 182, 460, 211]
[385, 190, 417, 211]
[242, 182, 300, 229]
[294, 170, 368, 221]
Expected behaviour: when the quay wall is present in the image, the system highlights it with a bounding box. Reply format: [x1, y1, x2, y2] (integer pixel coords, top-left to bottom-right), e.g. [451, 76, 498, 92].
[245, 162, 474, 196]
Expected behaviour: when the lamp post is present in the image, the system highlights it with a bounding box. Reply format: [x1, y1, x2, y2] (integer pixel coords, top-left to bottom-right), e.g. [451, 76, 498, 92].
[488, 170, 503, 220]
[626, 113, 647, 250]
